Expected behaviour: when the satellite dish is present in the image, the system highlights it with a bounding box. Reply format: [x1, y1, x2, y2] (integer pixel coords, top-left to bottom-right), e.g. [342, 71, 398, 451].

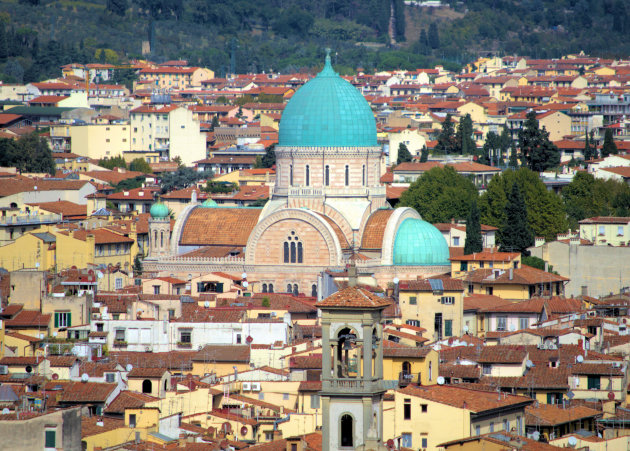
[437, 376, 445, 385]
[97, 271, 103, 279]
[393, 277, 399, 285]
[126, 364, 133, 372]
[577, 355, 584, 363]
[25, 365, 32, 373]
[1, 408, 10, 414]
[532, 431, 540, 441]
[386, 439, 395, 448]
[567, 436, 577, 446]
[509, 324, 516, 332]
[240, 426, 248, 436]
[242, 281, 248, 288]
[241, 272, 247, 279]
[526, 360, 534, 368]
[204, 300, 210, 308]
[81, 373, 89, 382]
[608, 391, 615, 401]
[463, 325, 469, 333]
[52, 373, 59, 380]
[53, 331, 58, 337]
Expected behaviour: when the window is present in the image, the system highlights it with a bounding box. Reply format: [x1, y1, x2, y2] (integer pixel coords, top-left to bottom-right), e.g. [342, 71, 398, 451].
[258, 392, 265, 400]
[406, 319, 420, 327]
[434, 313, 442, 340]
[54, 312, 71, 328]
[311, 284, 317, 298]
[489, 422, 494, 433]
[293, 284, 298, 296]
[45, 429, 56, 449]
[115, 278, 123, 290]
[287, 284, 292, 293]
[475, 425, 481, 436]
[401, 433, 412, 448]
[283, 393, 290, 400]
[441, 296, 455, 305]
[421, 404, 427, 413]
[341, 414, 353, 447]
[479, 262, 485, 268]
[429, 361, 432, 381]
[618, 226, 624, 236]
[497, 316, 507, 331]
[409, 296, 417, 305]
[305, 165, 310, 186]
[283, 242, 289, 263]
[105, 373, 115, 383]
[115, 329, 125, 341]
[325, 165, 330, 186]
[482, 364, 492, 375]
[516, 416, 522, 435]
[268, 283, 274, 293]
[486, 287, 494, 295]
[290, 164, 293, 186]
[519, 317, 529, 330]
[444, 319, 453, 337]
[284, 234, 303, 264]
[587, 375, 601, 390]
[453, 236, 460, 246]
[179, 329, 192, 344]
[344, 165, 349, 186]
[421, 437, 428, 448]
[460, 261, 468, 271]
[142, 379, 152, 393]
[598, 225, 605, 235]
[310, 394, 320, 409]
[503, 419, 509, 431]
[468, 283, 474, 293]
[129, 413, 136, 428]
[362, 165, 366, 186]
[236, 334, 242, 344]
[403, 398, 411, 419]
[262, 283, 267, 293]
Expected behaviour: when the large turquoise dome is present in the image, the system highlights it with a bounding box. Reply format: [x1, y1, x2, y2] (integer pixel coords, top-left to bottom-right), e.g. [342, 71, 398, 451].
[393, 218, 450, 266]
[150, 201, 169, 219]
[278, 52, 377, 147]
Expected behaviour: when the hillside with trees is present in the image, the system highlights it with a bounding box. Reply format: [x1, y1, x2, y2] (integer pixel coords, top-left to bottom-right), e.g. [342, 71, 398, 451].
[0, 0, 628, 84]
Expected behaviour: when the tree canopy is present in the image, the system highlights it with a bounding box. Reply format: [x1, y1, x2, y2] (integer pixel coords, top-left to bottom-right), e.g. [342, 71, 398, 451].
[464, 199, 483, 255]
[434, 113, 457, 155]
[397, 143, 412, 164]
[479, 168, 568, 241]
[129, 158, 153, 174]
[518, 110, 560, 172]
[602, 128, 618, 157]
[159, 167, 212, 194]
[0, 133, 55, 175]
[497, 182, 534, 255]
[399, 165, 478, 223]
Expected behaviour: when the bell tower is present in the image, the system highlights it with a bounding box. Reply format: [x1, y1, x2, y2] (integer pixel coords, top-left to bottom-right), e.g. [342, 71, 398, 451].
[148, 200, 171, 259]
[317, 276, 390, 451]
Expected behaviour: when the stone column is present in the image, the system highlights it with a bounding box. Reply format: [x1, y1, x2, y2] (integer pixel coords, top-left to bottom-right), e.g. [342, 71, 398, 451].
[363, 324, 372, 380]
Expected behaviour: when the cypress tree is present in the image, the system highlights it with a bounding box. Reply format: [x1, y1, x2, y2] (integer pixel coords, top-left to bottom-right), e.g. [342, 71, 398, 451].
[397, 143, 412, 164]
[420, 145, 429, 163]
[464, 200, 483, 255]
[583, 130, 593, 161]
[602, 128, 618, 157]
[497, 182, 534, 255]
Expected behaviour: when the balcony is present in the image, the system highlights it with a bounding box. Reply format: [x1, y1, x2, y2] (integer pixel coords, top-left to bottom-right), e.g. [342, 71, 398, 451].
[0, 214, 62, 226]
[271, 186, 386, 199]
[398, 371, 421, 388]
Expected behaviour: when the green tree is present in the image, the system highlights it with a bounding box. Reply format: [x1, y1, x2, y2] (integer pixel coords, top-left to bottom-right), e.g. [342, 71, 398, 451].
[106, 0, 127, 16]
[479, 168, 568, 241]
[99, 155, 127, 170]
[602, 128, 618, 157]
[455, 114, 475, 155]
[464, 200, 483, 255]
[497, 182, 534, 255]
[261, 146, 276, 168]
[160, 167, 212, 193]
[0, 24, 8, 61]
[522, 255, 555, 273]
[435, 113, 457, 154]
[428, 22, 440, 49]
[210, 115, 220, 131]
[583, 130, 595, 161]
[133, 254, 143, 275]
[419, 145, 429, 163]
[129, 157, 152, 174]
[508, 141, 519, 169]
[397, 142, 412, 164]
[5, 133, 55, 174]
[114, 175, 145, 192]
[399, 166, 478, 223]
[518, 110, 560, 172]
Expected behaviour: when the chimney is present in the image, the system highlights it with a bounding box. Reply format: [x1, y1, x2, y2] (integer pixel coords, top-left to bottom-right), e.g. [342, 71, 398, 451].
[348, 263, 358, 287]
[191, 189, 198, 204]
[544, 262, 549, 272]
[509, 268, 513, 280]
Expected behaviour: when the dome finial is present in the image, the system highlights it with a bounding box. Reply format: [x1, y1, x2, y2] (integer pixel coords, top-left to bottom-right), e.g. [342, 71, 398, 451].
[319, 48, 336, 77]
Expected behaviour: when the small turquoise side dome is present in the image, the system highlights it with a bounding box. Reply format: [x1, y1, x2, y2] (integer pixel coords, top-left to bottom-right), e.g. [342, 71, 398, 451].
[393, 218, 450, 266]
[278, 51, 377, 147]
[150, 201, 169, 219]
[201, 198, 218, 208]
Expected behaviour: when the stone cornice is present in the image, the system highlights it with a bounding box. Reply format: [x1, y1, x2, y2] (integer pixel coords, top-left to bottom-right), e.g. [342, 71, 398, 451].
[275, 146, 381, 159]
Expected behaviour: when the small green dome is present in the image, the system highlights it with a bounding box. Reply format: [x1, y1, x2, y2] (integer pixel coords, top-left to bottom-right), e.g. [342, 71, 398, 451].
[278, 51, 377, 147]
[393, 218, 450, 266]
[201, 199, 218, 208]
[150, 201, 169, 219]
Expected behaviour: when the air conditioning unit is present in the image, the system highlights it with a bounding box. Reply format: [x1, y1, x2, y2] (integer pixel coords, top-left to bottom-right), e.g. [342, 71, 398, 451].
[145, 346, 153, 352]
[242, 382, 251, 391]
[0, 365, 8, 375]
[251, 382, 261, 392]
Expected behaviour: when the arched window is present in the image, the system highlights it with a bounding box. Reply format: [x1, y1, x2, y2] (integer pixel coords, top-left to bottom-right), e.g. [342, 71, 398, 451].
[269, 284, 274, 293]
[284, 233, 303, 264]
[290, 242, 296, 263]
[325, 165, 330, 186]
[153, 230, 157, 245]
[164, 379, 168, 391]
[345, 165, 349, 186]
[287, 284, 292, 293]
[311, 284, 317, 298]
[283, 242, 289, 263]
[341, 414, 354, 447]
[293, 284, 298, 296]
[142, 379, 152, 394]
[362, 165, 366, 186]
[160, 231, 164, 247]
[297, 242, 303, 263]
[305, 165, 310, 186]
[262, 283, 267, 293]
[402, 361, 411, 376]
[289, 164, 293, 186]
[429, 361, 433, 381]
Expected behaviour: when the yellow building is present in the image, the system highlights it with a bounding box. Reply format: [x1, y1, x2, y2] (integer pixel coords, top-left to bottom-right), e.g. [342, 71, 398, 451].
[191, 345, 251, 377]
[0, 231, 57, 271]
[382, 345, 439, 387]
[398, 276, 464, 341]
[450, 251, 520, 278]
[50, 123, 132, 160]
[579, 217, 630, 246]
[138, 67, 214, 90]
[126, 368, 171, 398]
[391, 385, 533, 450]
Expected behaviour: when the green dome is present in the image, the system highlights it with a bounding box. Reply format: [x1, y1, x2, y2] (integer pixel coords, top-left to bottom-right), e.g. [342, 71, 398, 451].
[393, 218, 450, 266]
[278, 52, 377, 147]
[150, 201, 169, 219]
[201, 199, 218, 208]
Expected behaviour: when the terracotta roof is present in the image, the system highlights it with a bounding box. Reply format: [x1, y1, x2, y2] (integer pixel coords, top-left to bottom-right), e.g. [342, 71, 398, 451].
[77, 361, 120, 377]
[4, 310, 50, 328]
[28, 200, 87, 219]
[83, 170, 145, 185]
[109, 352, 196, 371]
[571, 363, 624, 376]
[398, 276, 463, 292]
[383, 345, 431, 358]
[449, 251, 519, 262]
[316, 286, 392, 309]
[127, 367, 168, 378]
[81, 416, 125, 438]
[0, 177, 89, 198]
[180, 207, 261, 247]
[439, 363, 482, 379]
[193, 345, 250, 363]
[104, 391, 158, 414]
[0, 356, 43, 366]
[57, 382, 117, 403]
[398, 384, 533, 412]
[48, 356, 79, 368]
[463, 265, 569, 285]
[525, 404, 602, 427]
[477, 346, 527, 364]
[360, 209, 394, 249]
[289, 354, 322, 369]
[71, 228, 134, 244]
[4, 332, 42, 342]
[481, 366, 571, 390]
[578, 216, 630, 225]
[480, 297, 582, 314]
[463, 294, 513, 311]
[0, 304, 24, 317]
[298, 381, 322, 392]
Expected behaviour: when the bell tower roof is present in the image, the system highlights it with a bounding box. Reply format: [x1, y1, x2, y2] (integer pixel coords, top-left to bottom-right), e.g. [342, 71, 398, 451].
[316, 286, 392, 310]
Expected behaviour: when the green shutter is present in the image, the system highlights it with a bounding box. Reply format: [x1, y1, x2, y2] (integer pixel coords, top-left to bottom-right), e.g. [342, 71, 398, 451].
[217, 282, 224, 293]
[445, 320, 453, 337]
[45, 430, 56, 448]
[54, 313, 59, 328]
[67, 312, 71, 328]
